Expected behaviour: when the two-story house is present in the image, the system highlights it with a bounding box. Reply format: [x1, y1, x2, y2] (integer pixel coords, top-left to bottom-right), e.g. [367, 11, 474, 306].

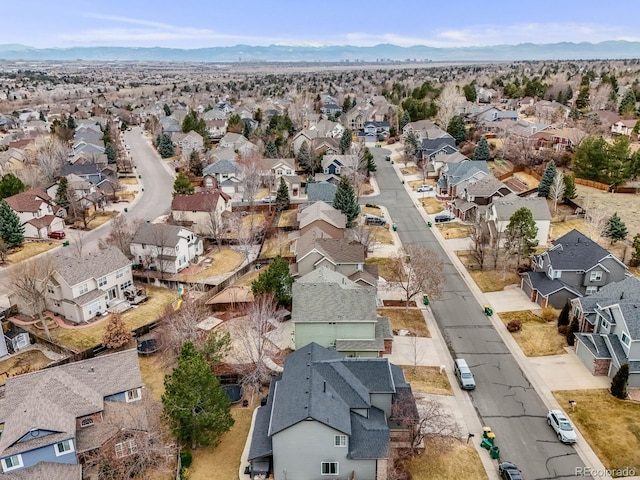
[4, 188, 65, 239]
[572, 277, 640, 386]
[297, 201, 346, 239]
[171, 130, 204, 155]
[43, 247, 134, 324]
[451, 175, 513, 221]
[201, 159, 242, 194]
[171, 190, 232, 238]
[261, 158, 300, 197]
[437, 159, 489, 199]
[130, 223, 203, 275]
[401, 120, 448, 142]
[520, 229, 628, 308]
[0, 349, 146, 479]
[486, 194, 551, 249]
[248, 343, 414, 480]
[292, 268, 392, 357]
[317, 154, 357, 184]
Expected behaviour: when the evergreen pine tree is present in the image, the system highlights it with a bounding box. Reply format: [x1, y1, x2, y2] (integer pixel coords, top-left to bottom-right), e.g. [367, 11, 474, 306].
[251, 255, 294, 306]
[104, 143, 116, 164]
[0, 200, 25, 248]
[399, 110, 411, 130]
[602, 213, 628, 244]
[473, 137, 491, 161]
[157, 134, 175, 158]
[162, 341, 234, 449]
[333, 176, 360, 228]
[563, 174, 577, 200]
[264, 141, 278, 159]
[631, 233, 640, 267]
[566, 316, 579, 346]
[0, 173, 26, 200]
[173, 173, 194, 196]
[537, 161, 556, 198]
[296, 140, 312, 174]
[611, 363, 629, 399]
[275, 177, 290, 212]
[557, 302, 571, 328]
[447, 115, 467, 145]
[55, 176, 70, 208]
[189, 151, 204, 177]
[340, 129, 353, 154]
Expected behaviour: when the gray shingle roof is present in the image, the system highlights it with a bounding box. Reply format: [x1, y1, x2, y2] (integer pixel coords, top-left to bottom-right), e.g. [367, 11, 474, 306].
[575, 277, 640, 314]
[203, 158, 238, 175]
[348, 407, 389, 459]
[53, 246, 131, 287]
[465, 175, 510, 197]
[575, 333, 612, 359]
[491, 194, 551, 221]
[522, 271, 581, 297]
[131, 223, 185, 248]
[298, 201, 346, 230]
[293, 268, 377, 323]
[544, 229, 617, 271]
[306, 182, 337, 203]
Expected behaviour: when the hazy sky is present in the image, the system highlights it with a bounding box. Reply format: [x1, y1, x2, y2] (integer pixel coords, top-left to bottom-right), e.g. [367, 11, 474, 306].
[7, 0, 640, 49]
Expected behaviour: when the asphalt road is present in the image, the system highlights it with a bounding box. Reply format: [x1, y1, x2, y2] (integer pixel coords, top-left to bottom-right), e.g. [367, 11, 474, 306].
[368, 148, 584, 480]
[83, 125, 175, 252]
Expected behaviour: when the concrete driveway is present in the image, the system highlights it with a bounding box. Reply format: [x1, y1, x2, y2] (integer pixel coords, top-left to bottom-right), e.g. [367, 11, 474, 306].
[484, 286, 538, 312]
[529, 350, 611, 391]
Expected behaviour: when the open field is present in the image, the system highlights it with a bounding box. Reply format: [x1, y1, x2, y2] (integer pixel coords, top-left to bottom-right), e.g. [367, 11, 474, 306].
[0, 350, 53, 385]
[553, 389, 640, 474]
[499, 311, 566, 356]
[189, 407, 254, 480]
[402, 366, 452, 395]
[7, 241, 59, 264]
[378, 307, 430, 337]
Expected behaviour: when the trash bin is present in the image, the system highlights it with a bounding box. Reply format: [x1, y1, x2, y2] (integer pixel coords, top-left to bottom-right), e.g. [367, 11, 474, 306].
[484, 305, 493, 316]
[427, 221, 432, 227]
[489, 445, 500, 459]
[402, 180, 405, 184]
[422, 294, 429, 306]
[392, 224, 397, 231]
[482, 426, 492, 438]
[124, 207, 128, 213]
[62, 240, 70, 247]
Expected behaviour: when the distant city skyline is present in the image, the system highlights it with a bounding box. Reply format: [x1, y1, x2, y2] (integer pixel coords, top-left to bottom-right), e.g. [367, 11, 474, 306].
[6, 0, 640, 50]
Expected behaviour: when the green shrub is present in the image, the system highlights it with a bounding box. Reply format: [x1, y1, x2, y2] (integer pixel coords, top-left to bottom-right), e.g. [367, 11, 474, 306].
[180, 450, 193, 469]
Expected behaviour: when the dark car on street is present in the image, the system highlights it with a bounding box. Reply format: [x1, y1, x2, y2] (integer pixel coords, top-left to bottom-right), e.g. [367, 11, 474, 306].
[499, 462, 523, 480]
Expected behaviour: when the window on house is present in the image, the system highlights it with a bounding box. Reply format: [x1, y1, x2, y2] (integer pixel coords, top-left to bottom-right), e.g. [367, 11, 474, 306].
[120, 280, 132, 290]
[321, 462, 339, 475]
[334, 435, 346, 447]
[88, 301, 101, 315]
[79, 283, 88, 295]
[98, 276, 107, 287]
[126, 388, 141, 402]
[47, 284, 54, 294]
[116, 269, 124, 279]
[114, 438, 137, 458]
[53, 300, 60, 307]
[590, 271, 603, 281]
[55, 439, 74, 456]
[621, 332, 631, 347]
[2, 454, 23, 472]
[601, 318, 610, 330]
[81, 418, 94, 428]
[585, 286, 598, 295]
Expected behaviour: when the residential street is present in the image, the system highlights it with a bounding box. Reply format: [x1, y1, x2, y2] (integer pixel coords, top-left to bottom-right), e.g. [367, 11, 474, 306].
[368, 147, 586, 480]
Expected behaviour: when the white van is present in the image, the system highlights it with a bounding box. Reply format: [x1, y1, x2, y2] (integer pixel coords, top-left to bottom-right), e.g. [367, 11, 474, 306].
[454, 359, 476, 390]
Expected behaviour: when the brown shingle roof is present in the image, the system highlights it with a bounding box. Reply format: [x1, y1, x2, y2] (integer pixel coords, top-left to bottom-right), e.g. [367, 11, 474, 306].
[171, 190, 231, 212]
[4, 188, 52, 212]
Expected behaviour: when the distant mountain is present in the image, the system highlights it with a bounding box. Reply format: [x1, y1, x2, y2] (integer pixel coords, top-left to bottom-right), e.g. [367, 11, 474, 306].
[0, 41, 639, 63]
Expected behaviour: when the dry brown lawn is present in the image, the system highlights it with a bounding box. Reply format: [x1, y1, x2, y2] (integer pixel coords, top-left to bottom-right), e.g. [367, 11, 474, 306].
[180, 248, 245, 281]
[420, 197, 445, 215]
[242, 213, 266, 231]
[499, 311, 566, 356]
[402, 366, 452, 395]
[575, 184, 640, 242]
[367, 224, 393, 245]
[0, 350, 53, 385]
[115, 191, 136, 201]
[553, 389, 640, 474]
[7, 241, 59, 264]
[276, 209, 297, 228]
[119, 177, 139, 185]
[403, 438, 488, 480]
[87, 211, 116, 229]
[259, 236, 293, 259]
[408, 179, 434, 189]
[401, 166, 419, 176]
[138, 354, 169, 402]
[188, 407, 254, 480]
[361, 205, 383, 216]
[366, 257, 401, 282]
[378, 307, 430, 337]
[456, 252, 520, 291]
[38, 286, 177, 352]
[513, 172, 540, 189]
[233, 267, 265, 287]
[436, 223, 471, 239]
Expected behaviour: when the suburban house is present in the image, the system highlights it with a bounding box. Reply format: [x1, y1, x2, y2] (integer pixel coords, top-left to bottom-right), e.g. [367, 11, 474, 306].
[318, 154, 357, 183]
[485, 194, 551, 248]
[171, 130, 204, 155]
[520, 229, 628, 308]
[130, 223, 203, 275]
[611, 119, 638, 137]
[292, 267, 392, 357]
[261, 158, 301, 197]
[248, 342, 415, 480]
[18, 247, 134, 324]
[4, 188, 65, 239]
[437, 160, 489, 199]
[0, 349, 146, 479]
[572, 277, 640, 386]
[402, 120, 448, 142]
[296, 201, 346, 239]
[171, 190, 232, 238]
[202, 159, 242, 194]
[451, 175, 513, 221]
[306, 181, 337, 204]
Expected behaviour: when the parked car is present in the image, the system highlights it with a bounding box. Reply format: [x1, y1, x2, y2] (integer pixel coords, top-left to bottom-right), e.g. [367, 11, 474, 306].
[48, 231, 66, 239]
[499, 462, 523, 480]
[416, 184, 433, 192]
[261, 195, 277, 203]
[364, 214, 387, 226]
[546, 410, 577, 443]
[434, 213, 455, 223]
[453, 358, 476, 390]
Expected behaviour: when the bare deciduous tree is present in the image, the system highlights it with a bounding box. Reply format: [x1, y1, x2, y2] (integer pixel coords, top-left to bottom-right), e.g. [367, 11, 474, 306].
[237, 152, 264, 208]
[549, 173, 566, 215]
[434, 83, 462, 129]
[469, 219, 489, 270]
[99, 214, 139, 257]
[156, 296, 209, 365]
[583, 197, 608, 240]
[10, 257, 56, 340]
[389, 244, 444, 311]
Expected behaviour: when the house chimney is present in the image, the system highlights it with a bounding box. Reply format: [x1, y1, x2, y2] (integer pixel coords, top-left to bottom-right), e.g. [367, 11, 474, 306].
[323, 381, 326, 392]
[621, 292, 624, 300]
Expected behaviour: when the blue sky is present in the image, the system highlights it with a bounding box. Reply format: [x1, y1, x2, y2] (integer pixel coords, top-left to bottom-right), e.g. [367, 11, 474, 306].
[7, 0, 640, 49]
